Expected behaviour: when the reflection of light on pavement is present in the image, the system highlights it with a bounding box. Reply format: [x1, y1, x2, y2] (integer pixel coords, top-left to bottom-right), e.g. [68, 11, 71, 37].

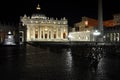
[96, 58, 107, 80]
[66, 49, 72, 72]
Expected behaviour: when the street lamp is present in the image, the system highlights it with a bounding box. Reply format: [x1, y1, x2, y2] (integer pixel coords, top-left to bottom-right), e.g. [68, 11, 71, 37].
[93, 30, 101, 36]
[93, 29, 101, 42]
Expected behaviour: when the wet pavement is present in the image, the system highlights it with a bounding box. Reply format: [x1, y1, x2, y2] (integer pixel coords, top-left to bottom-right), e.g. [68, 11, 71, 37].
[0, 44, 120, 80]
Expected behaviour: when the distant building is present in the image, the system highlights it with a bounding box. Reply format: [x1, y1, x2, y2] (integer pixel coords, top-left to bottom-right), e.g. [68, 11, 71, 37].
[19, 3, 120, 43]
[113, 13, 120, 26]
[104, 14, 120, 42]
[0, 23, 17, 44]
[69, 15, 120, 42]
[19, 4, 68, 43]
[68, 16, 97, 41]
[74, 16, 98, 31]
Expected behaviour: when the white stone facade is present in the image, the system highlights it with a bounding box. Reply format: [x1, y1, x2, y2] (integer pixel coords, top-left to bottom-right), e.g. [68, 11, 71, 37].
[20, 14, 68, 42]
[68, 31, 93, 41]
[68, 17, 96, 41]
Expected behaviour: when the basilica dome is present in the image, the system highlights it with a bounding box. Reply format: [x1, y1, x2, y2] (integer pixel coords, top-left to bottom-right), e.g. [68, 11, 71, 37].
[31, 14, 47, 19]
[31, 4, 47, 19]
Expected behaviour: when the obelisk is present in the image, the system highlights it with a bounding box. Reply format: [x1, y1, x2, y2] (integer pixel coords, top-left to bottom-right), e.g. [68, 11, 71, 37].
[98, 0, 103, 42]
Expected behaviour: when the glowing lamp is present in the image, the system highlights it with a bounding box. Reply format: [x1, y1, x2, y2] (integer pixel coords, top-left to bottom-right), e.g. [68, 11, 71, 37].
[93, 30, 101, 36]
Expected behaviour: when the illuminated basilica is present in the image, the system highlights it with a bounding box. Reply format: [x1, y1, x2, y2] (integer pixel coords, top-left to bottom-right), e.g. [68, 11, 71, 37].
[19, 4, 120, 43]
[19, 4, 68, 42]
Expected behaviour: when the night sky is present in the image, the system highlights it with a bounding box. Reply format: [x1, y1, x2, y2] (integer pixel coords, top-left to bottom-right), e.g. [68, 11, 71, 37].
[0, 0, 120, 26]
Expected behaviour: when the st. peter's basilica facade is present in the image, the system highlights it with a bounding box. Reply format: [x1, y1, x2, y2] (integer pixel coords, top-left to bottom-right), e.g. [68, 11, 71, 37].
[19, 4, 68, 43]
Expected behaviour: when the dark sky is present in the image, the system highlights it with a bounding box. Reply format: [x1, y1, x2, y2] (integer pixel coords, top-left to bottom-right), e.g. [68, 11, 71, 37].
[0, 0, 120, 26]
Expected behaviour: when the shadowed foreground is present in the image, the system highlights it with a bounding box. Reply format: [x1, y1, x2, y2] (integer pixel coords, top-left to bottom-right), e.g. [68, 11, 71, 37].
[0, 45, 120, 80]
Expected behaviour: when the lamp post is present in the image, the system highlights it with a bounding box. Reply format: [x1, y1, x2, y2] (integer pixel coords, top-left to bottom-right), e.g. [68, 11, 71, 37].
[93, 29, 101, 42]
[98, 0, 103, 42]
[93, 30, 101, 36]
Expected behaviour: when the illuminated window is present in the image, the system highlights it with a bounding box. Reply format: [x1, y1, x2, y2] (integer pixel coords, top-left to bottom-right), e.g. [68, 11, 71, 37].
[85, 21, 88, 26]
[116, 33, 120, 42]
[114, 33, 116, 41]
[36, 21, 38, 23]
[110, 33, 113, 42]
[107, 33, 109, 37]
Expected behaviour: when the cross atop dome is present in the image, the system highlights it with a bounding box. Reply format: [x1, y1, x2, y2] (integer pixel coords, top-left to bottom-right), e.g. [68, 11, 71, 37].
[36, 4, 41, 11]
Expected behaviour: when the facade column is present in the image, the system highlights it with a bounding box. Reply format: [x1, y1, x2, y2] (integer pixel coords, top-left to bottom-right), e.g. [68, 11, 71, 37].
[47, 27, 49, 40]
[50, 31, 51, 40]
[118, 33, 120, 42]
[60, 27, 62, 39]
[56, 28, 58, 39]
[60, 28, 63, 39]
[47, 31, 48, 40]
[33, 27, 35, 40]
[39, 27, 41, 39]
[51, 28, 53, 39]
[50, 30, 52, 40]
[27, 26, 30, 41]
[38, 26, 39, 39]
[48, 31, 49, 39]
[43, 29, 45, 39]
